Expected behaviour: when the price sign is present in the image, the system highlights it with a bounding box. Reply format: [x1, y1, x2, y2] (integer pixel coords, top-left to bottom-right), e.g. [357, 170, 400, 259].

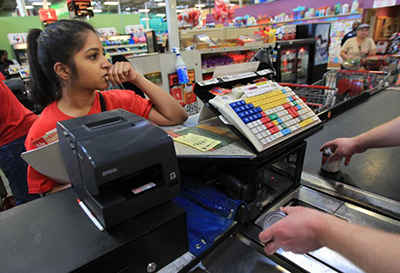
[67, 0, 94, 18]
[38, 8, 57, 22]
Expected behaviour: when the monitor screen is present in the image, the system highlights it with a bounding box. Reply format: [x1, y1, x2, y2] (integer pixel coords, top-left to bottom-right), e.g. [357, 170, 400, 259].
[145, 30, 158, 53]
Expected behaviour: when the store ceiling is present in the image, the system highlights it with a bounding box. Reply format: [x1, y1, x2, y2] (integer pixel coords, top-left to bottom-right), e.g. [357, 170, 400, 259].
[0, 0, 247, 14]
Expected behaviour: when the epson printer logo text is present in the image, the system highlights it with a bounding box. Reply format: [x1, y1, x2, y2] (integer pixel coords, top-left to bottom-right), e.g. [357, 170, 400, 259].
[102, 168, 118, 176]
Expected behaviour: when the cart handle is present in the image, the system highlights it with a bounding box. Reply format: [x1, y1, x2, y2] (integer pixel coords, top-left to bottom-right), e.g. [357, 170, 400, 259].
[278, 83, 332, 90]
[338, 70, 386, 75]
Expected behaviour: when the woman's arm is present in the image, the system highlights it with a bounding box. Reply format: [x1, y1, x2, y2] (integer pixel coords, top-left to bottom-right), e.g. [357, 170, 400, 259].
[340, 50, 349, 61]
[107, 62, 188, 125]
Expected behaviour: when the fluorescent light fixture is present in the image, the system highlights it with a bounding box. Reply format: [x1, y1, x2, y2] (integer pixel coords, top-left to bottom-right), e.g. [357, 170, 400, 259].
[32, 2, 52, 6]
[93, 8, 102, 13]
[156, 13, 165, 17]
[195, 3, 205, 7]
[229, 3, 235, 6]
[157, 2, 166, 6]
[104, 1, 119, 5]
[138, 8, 150, 12]
[141, 18, 150, 21]
[25, 5, 34, 9]
[176, 9, 184, 13]
[125, 7, 131, 10]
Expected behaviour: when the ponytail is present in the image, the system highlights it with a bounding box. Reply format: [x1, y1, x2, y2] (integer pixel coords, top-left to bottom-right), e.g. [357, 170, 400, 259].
[27, 20, 97, 108]
[27, 29, 60, 107]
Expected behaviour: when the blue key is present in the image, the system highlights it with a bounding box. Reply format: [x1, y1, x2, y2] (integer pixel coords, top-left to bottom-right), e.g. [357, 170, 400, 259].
[244, 111, 250, 116]
[256, 113, 263, 119]
[297, 105, 302, 110]
[238, 100, 246, 106]
[238, 112, 246, 118]
[277, 118, 283, 124]
[289, 97, 294, 102]
[243, 117, 250, 124]
[249, 110, 255, 115]
[281, 128, 292, 136]
[254, 107, 262, 113]
[230, 102, 238, 108]
[248, 116, 254, 122]
[245, 105, 251, 110]
[240, 106, 246, 111]
[252, 114, 259, 120]
[281, 89, 286, 94]
[233, 107, 242, 113]
[248, 103, 254, 109]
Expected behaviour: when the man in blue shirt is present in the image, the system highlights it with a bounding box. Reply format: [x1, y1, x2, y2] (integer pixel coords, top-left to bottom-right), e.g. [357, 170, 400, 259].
[341, 21, 360, 46]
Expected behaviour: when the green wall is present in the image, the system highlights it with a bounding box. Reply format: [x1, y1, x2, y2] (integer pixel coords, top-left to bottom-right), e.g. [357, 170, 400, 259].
[0, 14, 140, 59]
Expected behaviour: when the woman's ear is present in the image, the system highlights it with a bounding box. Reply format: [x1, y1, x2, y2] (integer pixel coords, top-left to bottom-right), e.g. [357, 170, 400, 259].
[54, 62, 71, 80]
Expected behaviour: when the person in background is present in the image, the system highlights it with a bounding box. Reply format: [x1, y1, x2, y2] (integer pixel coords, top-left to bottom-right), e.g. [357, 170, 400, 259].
[259, 116, 400, 272]
[340, 24, 376, 70]
[341, 21, 360, 46]
[0, 81, 40, 205]
[25, 20, 188, 196]
[0, 50, 14, 76]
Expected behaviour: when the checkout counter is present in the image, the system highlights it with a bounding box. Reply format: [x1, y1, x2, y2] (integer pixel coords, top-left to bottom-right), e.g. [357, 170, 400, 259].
[0, 72, 400, 272]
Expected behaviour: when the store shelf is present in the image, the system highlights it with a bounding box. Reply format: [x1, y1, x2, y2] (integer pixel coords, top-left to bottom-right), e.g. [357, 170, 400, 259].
[108, 49, 148, 56]
[199, 43, 275, 54]
[202, 67, 216, 73]
[104, 44, 146, 50]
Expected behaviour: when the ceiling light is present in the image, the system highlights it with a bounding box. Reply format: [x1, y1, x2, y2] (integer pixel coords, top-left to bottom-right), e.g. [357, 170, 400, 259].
[138, 8, 150, 12]
[25, 5, 34, 9]
[195, 3, 205, 7]
[141, 18, 150, 20]
[32, 2, 52, 6]
[176, 9, 184, 13]
[93, 8, 102, 13]
[156, 13, 165, 17]
[157, 2, 166, 6]
[104, 1, 119, 5]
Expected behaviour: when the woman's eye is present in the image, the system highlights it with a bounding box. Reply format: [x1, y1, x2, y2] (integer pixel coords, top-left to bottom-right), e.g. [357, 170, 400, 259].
[90, 54, 97, 59]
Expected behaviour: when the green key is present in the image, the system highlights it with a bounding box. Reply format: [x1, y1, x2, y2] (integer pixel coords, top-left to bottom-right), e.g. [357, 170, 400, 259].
[293, 101, 298, 106]
[281, 123, 287, 129]
[268, 114, 278, 120]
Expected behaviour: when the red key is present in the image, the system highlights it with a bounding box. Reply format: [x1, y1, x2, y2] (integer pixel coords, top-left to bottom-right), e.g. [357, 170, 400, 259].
[283, 103, 291, 109]
[266, 122, 274, 129]
[269, 126, 279, 134]
[291, 106, 298, 112]
[260, 112, 266, 117]
[261, 117, 267, 123]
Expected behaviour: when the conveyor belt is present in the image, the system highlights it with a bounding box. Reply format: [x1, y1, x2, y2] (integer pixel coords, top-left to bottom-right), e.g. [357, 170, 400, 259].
[303, 89, 400, 202]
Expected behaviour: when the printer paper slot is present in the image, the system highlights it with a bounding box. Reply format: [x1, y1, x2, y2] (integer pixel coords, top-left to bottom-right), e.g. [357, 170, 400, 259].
[84, 116, 126, 130]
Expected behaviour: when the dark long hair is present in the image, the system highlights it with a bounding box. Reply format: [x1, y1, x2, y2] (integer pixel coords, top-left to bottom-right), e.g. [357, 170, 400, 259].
[27, 20, 97, 107]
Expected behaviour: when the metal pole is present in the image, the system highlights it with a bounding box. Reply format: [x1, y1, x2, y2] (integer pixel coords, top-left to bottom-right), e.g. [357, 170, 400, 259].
[42, 0, 49, 9]
[145, 2, 150, 29]
[117, 0, 121, 14]
[166, 0, 179, 50]
[15, 0, 28, 16]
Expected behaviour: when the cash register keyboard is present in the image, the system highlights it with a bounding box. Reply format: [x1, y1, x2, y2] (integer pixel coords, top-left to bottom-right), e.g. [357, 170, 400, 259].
[209, 81, 321, 152]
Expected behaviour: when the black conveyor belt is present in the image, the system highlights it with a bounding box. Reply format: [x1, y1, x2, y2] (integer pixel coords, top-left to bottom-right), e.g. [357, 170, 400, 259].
[304, 89, 400, 202]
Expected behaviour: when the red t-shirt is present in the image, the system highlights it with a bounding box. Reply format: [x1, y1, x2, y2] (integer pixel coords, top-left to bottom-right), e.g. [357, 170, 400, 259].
[0, 81, 38, 147]
[0, 72, 5, 81]
[25, 90, 153, 194]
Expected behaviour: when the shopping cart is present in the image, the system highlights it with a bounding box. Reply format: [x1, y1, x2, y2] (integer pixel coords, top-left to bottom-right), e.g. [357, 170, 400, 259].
[279, 83, 337, 114]
[323, 70, 390, 98]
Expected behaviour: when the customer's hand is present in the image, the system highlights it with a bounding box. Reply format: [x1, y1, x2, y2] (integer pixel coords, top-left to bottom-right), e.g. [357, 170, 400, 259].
[320, 137, 366, 166]
[259, 206, 329, 255]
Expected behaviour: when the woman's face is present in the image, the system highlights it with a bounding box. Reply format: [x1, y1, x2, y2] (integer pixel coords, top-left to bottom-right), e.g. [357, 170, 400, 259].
[71, 31, 111, 91]
[357, 28, 369, 39]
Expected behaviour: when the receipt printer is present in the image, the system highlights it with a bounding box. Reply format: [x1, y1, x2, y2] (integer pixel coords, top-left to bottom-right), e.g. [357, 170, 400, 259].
[57, 109, 180, 229]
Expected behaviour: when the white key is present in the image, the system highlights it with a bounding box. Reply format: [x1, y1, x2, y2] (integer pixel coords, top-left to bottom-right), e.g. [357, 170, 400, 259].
[278, 125, 283, 130]
[272, 107, 279, 113]
[277, 106, 284, 111]
[276, 111, 284, 117]
[289, 102, 295, 107]
[257, 126, 264, 132]
[283, 110, 289, 115]
[293, 118, 300, 123]
[266, 109, 274, 115]
[270, 134, 276, 141]
[256, 133, 263, 140]
[261, 132, 267, 137]
[256, 120, 262, 125]
[260, 139, 268, 145]
[266, 130, 271, 136]
[295, 124, 301, 129]
[251, 128, 258, 134]
[298, 116, 305, 121]
[289, 126, 296, 131]
[266, 137, 272, 143]
[275, 132, 284, 138]
[247, 123, 254, 129]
